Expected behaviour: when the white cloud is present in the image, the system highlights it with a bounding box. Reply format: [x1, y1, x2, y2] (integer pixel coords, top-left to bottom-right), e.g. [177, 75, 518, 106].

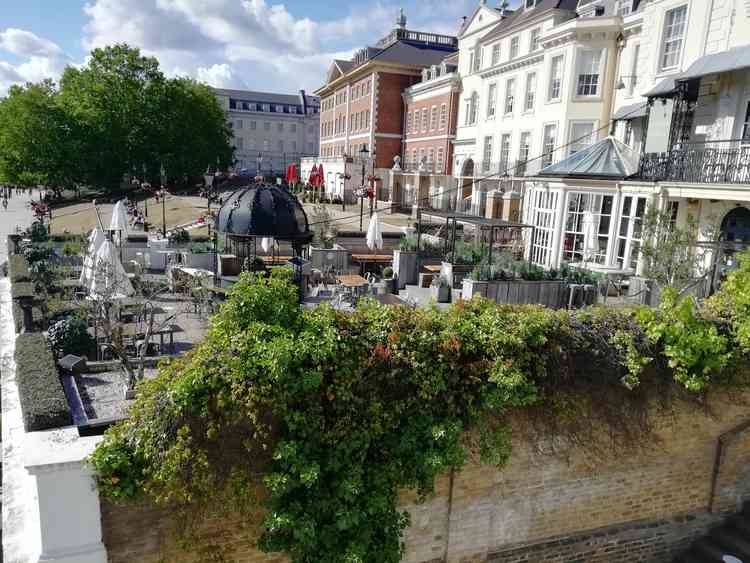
[0, 29, 63, 58]
[196, 63, 245, 89]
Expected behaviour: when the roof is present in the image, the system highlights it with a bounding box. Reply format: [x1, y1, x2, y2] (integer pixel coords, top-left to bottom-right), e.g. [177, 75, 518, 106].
[370, 40, 457, 67]
[613, 101, 648, 120]
[334, 59, 355, 74]
[644, 44, 750, 98]
[482, 0, 578, 42]
[538, 136, 639, 180]
[422, 209, 533, 229]
[213, 88, 318, 105]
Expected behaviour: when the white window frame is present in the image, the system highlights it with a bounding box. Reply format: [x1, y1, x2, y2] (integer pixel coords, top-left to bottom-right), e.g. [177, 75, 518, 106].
[659, 4, 688, 72]
[548, 55, 564, 102]
[491, 43, 501, 66]
[510, 36, 520, 60]
[542, 123, 557, 167]
[504, 78, 515, 115]
[568, 120, 597, 156]
[563, 192, 614, 265]
[499, 133, 512, 172]
[524, 72, 537, 112]
[482, 136, 494, 172]
[517, 131, 532, 175]
[430, 105, 438, 130]
[616, 195, 648, 270]
[529, 28, 541, 52]
[530, 189, 559, 267]
[486, 83, 497, 119]
[440, 103, 447, 130]
[575, 49, 604, 98]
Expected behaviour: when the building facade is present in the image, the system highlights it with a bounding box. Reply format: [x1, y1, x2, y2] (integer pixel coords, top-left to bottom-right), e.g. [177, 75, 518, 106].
[301, 11, 458, 202]
[213, 88, 320, 176]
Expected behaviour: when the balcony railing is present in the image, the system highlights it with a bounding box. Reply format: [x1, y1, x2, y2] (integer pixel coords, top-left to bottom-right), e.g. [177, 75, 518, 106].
[638, 140, 750, 185]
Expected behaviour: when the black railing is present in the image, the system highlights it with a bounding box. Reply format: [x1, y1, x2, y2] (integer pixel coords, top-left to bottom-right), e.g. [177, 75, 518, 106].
[639, 141, 750, 184]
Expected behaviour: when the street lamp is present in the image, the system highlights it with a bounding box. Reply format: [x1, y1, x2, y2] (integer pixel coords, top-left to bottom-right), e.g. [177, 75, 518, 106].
[358, 145, 369, 232]
[160, 165, 167, 237]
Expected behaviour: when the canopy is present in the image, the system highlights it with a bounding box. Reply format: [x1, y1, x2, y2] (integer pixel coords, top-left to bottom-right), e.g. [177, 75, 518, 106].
[88, 239, 134, 299]
[538, 136, 639, 180]
[613, 101, 648, 121]
[680, 44, 750, 82]
[79, 228, 105, 287]
[109, 200, 129, 233]
[366, 212, 383, 251]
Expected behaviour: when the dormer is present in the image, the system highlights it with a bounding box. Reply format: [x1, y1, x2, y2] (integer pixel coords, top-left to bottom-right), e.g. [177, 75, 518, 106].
[577, 0, 605, 18]
[524, 0, 539, 9]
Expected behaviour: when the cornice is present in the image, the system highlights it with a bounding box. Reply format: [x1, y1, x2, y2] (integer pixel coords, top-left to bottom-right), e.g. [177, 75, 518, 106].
[479, 52, 545, 79]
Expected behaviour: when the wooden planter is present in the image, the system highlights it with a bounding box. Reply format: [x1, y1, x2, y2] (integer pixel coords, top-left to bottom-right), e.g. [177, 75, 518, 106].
[393, 250, 418, 289]
[463, 280, 569, 308]
[461, 279, 488, 299]
[430, 283, 451, 303]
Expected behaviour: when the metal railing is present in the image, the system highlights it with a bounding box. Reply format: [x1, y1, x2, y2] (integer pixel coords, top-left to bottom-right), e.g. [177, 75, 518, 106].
[639, 140, 750, 185]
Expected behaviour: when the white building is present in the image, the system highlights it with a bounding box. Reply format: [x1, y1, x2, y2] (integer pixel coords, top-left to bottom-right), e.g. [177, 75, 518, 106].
[213, 88, 320, 175]
[520, 0, 750, 283]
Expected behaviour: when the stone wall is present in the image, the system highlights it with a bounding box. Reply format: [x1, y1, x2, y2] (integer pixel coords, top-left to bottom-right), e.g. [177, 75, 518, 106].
[100, 392, 750, 563]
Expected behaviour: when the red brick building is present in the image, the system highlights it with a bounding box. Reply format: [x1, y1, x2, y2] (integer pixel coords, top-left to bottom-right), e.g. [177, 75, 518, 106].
[303, 12, 457, 201]
[401, 53, 460, 174]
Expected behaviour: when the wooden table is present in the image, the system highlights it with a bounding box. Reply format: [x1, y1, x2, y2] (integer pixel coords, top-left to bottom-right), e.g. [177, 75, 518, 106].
[336, 274, 369, 288]
[422, 264, 442, 273]
[351, 254, 393, 276]
[119, 323, 184, 353]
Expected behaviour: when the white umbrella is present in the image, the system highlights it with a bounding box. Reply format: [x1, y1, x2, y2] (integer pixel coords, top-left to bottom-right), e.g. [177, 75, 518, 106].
[582, 210, 598, 263]
[261, 237, 274, 253]
[109, 200, 129, 241]
[366, 212, 383, 251]
[79, 228, 106, 286]
[89, 239, 134, 300]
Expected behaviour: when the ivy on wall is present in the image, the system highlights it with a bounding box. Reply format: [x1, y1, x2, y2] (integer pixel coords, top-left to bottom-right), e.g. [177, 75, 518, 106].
[89, 257, 750, 563]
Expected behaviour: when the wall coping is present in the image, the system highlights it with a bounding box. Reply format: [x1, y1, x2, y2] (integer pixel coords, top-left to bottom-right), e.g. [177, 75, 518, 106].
[24, 426, 102, 476]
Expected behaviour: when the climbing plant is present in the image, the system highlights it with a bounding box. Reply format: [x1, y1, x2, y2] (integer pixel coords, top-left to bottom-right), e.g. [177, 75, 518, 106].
[88, 256, 750, 563]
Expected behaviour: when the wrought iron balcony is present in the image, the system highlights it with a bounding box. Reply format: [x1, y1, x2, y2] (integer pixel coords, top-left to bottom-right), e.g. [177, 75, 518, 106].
[638, 140, 750, 185]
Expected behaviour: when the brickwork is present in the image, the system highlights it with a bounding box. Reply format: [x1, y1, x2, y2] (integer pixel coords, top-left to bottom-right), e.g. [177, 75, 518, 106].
[100, 392, 750, 563]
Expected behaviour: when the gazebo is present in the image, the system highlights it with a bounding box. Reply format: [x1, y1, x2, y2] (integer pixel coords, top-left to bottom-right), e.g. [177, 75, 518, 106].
[214, 181, 313, 263]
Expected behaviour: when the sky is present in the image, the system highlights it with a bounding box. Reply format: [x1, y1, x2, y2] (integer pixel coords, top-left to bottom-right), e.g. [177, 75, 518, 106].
[0, 0, 522, 97]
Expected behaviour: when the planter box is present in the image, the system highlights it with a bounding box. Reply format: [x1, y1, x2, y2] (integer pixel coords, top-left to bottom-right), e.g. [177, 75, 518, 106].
[393, 250, 418, 289]
[467, 280, 569, 308]
[430, 283, 451, 303]
[462, 279, 488, 299]
[310, 244, 350, 273]
[441, 262, 474, 288]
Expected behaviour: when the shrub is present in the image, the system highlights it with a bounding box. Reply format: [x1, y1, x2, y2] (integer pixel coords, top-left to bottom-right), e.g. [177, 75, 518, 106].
[29, 221, 48, 243]
[48, 317, 93, 358]
[168, 228, 190, 245]
[382, 266, 393, 279]
[15, 333, 71, 432]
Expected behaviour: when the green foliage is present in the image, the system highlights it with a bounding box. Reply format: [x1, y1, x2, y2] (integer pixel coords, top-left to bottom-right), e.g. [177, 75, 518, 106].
[0, 44, 234, 193]
[29, 260, 54, 293]
[168, 228, 191, 245]
[15, 333, 71, 432]
[89, 270, 750, 563]
[709, 249, 750, 352]
[382, 267, 393, 279]
[29, 221, 49, 243]
[48, 317, 93, 358]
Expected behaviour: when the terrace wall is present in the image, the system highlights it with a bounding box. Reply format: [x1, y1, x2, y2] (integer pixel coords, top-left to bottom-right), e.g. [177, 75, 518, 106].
[100, 390, 750, 562]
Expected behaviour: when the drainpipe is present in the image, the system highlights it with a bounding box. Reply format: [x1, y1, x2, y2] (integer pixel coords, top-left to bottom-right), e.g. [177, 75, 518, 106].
[602, 34, 623, 139]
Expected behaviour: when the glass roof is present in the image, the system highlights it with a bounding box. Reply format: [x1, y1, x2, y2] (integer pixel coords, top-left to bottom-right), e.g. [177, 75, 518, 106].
[538, 136, 639, 180]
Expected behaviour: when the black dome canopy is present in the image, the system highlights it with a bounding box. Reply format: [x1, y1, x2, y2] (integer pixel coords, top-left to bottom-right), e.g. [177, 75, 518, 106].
[215, 182, 312, 243]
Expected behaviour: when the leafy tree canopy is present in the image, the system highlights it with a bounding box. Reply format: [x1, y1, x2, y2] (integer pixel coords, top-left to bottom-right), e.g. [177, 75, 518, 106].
[0, 44, 234, 193]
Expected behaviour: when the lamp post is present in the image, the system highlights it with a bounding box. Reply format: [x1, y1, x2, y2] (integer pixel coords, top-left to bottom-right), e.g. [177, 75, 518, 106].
[359, 145, 369, 232]
[160, 165, 167, 238]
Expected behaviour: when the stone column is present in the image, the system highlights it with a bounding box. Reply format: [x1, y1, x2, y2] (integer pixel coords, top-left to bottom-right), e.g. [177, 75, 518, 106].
[485, 190, 503, 220]
[501, 190, 522, 223]
[24, 428, 107, 563]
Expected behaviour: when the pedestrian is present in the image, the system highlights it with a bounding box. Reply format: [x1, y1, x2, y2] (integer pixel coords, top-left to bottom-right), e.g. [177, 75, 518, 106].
[3, 198, 8, 211]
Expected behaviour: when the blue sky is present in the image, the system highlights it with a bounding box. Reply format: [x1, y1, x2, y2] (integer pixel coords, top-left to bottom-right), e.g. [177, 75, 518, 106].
[0, 0, 521, 96]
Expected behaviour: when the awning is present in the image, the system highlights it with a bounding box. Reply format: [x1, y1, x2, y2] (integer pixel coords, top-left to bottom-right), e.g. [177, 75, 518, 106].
[644, 78, 677, 98]
[679, 44, 750, 82]
[538, 136, 639, 180]
[613, 101, 648, 120]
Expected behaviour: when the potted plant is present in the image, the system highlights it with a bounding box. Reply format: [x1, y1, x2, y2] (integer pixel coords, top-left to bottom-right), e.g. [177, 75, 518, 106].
[430, 274, 452, 303]
[393, 236, 419, 289]
[382, 266, 395, 294]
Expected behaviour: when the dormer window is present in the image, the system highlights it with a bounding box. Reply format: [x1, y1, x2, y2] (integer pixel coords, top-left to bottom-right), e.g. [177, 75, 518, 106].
[616, 0, 633, 15]
[526, 0, 537, 7]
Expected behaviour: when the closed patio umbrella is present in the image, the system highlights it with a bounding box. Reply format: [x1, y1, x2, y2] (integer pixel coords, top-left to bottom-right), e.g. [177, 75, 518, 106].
[89, 239, 135, 300]
[79, 228, 105, 286]
[366, 211, 383, 252]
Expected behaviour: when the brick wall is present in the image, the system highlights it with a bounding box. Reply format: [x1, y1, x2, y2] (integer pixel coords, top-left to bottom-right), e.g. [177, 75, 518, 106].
[100, 391, 750, 563]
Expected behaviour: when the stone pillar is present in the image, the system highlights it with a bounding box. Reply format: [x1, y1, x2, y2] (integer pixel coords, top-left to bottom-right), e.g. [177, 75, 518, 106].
[501, 190, 522, 223]
[24, 428, 107, 563]
[388, 169, 403, 214]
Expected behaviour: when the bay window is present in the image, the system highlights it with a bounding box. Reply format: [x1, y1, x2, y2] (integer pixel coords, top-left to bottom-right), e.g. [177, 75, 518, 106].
[530, 190, 559, 266]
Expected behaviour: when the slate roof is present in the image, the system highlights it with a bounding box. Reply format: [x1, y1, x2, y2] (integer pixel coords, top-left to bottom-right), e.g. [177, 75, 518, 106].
[538, 136, 639, 180]
[482, 0, 579, 42]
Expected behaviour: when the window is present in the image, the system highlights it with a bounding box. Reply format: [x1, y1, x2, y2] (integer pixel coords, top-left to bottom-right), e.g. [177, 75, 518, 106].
[624, 120, 633, 147]
[487, 83, 497, 118]
[517, 132, 531, 175]
[569, 121, 595, 155]
[563, 194, 613, 264]
[342, 116, 346, 132]
[530, 28, 541, 52]
[542, 124, 557, 167]
[548, 55, 563, 101]
[617, 0, 632, 16]
[524, 73, 536, 112]
[411, 149, 418, 167]
[419, 148, 425, 166]
[422, 108, 428, 131]
[616, 196, 647, 270]
[365, 110, 369, 128]
[499, 133, 511, 172]
[491, 43, 501, 66]
[236, 137, 244, 149]
[250, 120, 257, 130]
[437, 148, 445, 173]
[576, 50, 602, 96]
[504, 78, 515, 115]
[430, 105, 438, 130]
[428, 148, 435, 169]
[473, 47, 482, 72]
[277, 140, 283, 151]
[661, 5, 687, 70]
[276, 105, 285, 113]
[236, 119, 244, 130]
[440, 104, 447, 129]
[290, 106, 297, 114]
[249, 139, 256, 150]
[466, 92, 478, 125]
[407, 111, 413, 133]
[510, 36, 519, 59]
[742, 101, 750, 143]
[263, 139, 270, 151]
[530, 190, 559, 266]
[482, 136, 493, 172]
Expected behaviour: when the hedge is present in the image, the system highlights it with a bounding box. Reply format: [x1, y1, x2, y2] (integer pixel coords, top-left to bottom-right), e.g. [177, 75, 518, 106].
[15, 333, 71, 432]
[8, 254, 30, 283]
